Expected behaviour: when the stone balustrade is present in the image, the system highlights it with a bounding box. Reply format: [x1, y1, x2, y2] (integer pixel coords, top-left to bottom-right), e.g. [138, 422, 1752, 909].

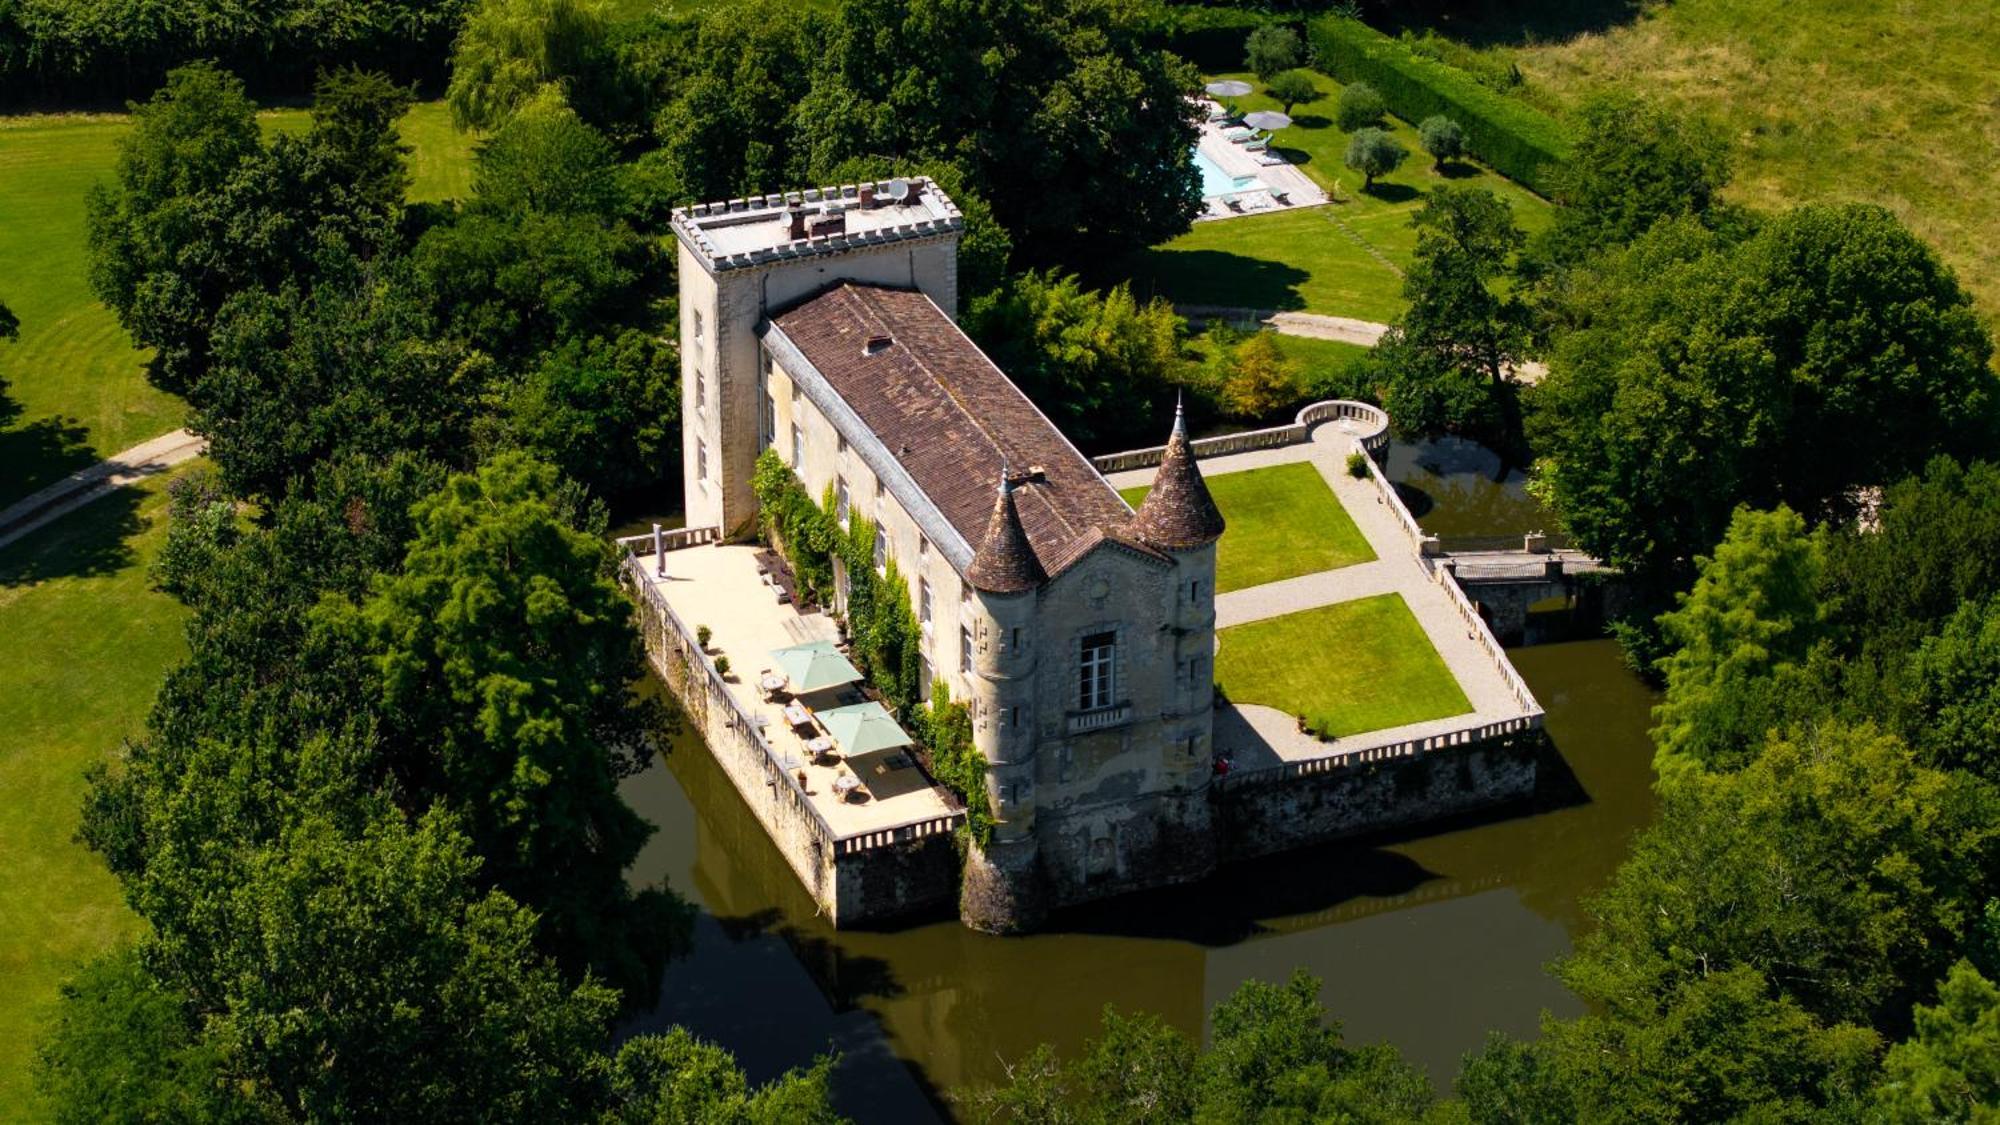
[1091, 399, 1390, 473]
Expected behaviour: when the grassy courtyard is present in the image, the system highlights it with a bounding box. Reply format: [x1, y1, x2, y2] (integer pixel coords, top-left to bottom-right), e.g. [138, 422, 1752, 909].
[0, 470, 187, 1112]
[1215, 593, 1472, 737]
[1122, 460, 1374, 593]
[1120, 68, 1554, 322]
[0, 102, 476, 510]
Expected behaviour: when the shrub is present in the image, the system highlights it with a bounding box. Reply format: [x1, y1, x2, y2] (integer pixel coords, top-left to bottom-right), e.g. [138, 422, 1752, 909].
[1345, 127, 1407, 188]
[1309, 16, 1571, 194]
[1147, 5, 1272, 73]
[1419, 115, 1466, 170]
[1347, 450, 1370, 478]
[714, 655, 731, 678]
[696, 624, 712, 650]
[1336, 82, 1386, 131]
[1266, 69, 1318, 114]
[1245, 24, 1302, 79]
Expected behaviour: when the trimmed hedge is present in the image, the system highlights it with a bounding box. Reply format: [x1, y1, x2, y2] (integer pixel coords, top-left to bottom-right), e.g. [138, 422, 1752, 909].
[1307, 16, 1571, 196]
[1146, 4, 1278, 73]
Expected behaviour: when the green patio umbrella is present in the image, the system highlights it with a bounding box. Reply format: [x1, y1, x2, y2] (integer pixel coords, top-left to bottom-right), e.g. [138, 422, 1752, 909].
[817, 702, 913, 757]
[769, 640, 863, 694]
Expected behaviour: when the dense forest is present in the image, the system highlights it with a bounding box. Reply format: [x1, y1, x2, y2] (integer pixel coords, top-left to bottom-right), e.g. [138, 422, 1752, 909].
[10, 0, 2000, 1118]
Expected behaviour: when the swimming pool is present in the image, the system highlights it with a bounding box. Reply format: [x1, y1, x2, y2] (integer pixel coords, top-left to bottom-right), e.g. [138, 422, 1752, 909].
[1192, 146, 1260, 198]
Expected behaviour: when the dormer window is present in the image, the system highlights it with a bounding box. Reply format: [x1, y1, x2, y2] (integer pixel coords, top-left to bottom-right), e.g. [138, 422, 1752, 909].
[864, 334, 893, 356]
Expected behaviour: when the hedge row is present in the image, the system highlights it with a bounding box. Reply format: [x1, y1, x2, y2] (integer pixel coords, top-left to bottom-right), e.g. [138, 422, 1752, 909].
[1144, 4, 1277, 74]
[1307, 15, 1571, 196]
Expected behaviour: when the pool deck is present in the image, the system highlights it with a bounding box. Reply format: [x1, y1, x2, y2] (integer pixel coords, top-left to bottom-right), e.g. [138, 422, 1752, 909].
[1106, 426, 1540, 773]
[1194, 103, 1327, 222]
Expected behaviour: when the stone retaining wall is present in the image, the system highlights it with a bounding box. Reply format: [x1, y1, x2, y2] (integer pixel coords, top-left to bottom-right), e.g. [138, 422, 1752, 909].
[1091, 399, 1390, 473]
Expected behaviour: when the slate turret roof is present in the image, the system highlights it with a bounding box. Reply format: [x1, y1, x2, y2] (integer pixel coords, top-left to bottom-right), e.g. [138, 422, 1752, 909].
[1131, 401, 1225, 551]
[966, 474, 1047, 594]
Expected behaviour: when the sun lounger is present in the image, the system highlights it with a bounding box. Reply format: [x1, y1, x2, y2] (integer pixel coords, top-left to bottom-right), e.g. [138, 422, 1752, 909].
[1255, 151, 1288, 167]
[1221, 126, 1252, 140]
[1221, 194, 1244, 212]
[1244, 136, 1269, 152]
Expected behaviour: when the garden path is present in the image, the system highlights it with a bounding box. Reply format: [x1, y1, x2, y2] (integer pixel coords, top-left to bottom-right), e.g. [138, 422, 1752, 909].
[0, 428, 201, 551]
[1170, 307, 1547, 382]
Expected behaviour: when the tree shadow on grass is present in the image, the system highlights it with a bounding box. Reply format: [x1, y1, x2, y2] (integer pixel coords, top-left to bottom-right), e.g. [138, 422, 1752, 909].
[0, 478, 143, 587]
[1363, 181, 1421, 204]
[1113, 249, 1313, 313]
[1437, 160, 1483, 180]
[0, 408, 99, 510]
[1272, 145, 1313, 168]
[1291, 113, 1332, 130]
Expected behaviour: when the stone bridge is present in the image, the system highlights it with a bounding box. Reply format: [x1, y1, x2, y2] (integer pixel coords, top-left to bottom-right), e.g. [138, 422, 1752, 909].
[1434, 540, 1619, 645]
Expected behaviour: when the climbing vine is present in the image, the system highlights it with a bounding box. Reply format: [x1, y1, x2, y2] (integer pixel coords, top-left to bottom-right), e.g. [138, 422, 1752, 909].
[749, 449, 994, 841]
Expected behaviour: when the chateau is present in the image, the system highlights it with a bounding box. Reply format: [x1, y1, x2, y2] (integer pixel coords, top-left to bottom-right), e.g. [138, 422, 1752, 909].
[637, 177, 1545, 932]
[671, 177, 1227, 928]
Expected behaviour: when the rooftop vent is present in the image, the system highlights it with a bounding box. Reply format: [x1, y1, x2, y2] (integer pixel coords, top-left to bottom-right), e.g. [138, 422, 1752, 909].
[864, 334, 893, 356]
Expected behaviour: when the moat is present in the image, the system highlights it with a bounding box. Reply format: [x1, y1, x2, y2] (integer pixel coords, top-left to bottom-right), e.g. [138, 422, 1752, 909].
[617, 440, 1658, 1122]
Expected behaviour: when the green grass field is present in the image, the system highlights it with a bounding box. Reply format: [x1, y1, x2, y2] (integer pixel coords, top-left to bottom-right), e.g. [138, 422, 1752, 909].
[1121, 68, 1554, 322]
[1215, 593, 1472, 737]
[0, 103, 475, 510]
[1449, 0, 2000, 320]
[1122, 460, 1375, 593]
[0, 470, 188, 1113]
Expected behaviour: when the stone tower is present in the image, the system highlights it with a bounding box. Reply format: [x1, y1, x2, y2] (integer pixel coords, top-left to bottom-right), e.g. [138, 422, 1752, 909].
[670, 180, 964, 535]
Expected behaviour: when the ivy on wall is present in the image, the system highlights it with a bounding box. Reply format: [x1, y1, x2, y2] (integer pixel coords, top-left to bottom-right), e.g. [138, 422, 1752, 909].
[749, 449, 994, 842]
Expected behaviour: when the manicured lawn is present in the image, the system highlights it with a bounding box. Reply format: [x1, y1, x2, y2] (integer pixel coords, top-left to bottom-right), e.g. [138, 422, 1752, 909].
[1454, 0, 2000, 319]
[0, 103, 475, 509]
[1122, 460, 1374, 593]
[1215, 594, 1472, 737]
[1118, 68, 1554, 322]
[0, 470, 188, 1113]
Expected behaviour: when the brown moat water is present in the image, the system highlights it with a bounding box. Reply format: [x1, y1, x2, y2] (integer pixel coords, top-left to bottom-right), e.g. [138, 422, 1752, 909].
[617, 441, 1657, 1122]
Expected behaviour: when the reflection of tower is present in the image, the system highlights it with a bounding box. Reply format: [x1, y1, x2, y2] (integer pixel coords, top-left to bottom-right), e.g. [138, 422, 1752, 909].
[672, 180, 964, 536]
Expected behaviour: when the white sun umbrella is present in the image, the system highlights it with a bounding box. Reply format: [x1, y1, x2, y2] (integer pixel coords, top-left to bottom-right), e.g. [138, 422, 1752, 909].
[818, 702, 913, 757]
[769, 640, 863, 694]
[1205, 80, 1253, 98]
[1243, 110, 1294, 132]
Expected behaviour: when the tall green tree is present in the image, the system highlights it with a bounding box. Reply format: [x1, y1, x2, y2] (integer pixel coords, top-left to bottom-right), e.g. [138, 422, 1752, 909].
[446, 0, 621, 132]
[1370, 186, 1528, 444]
[1651, 505, 1827, 776]
[1527, 206, 1998, 585]
[338, 454, 684, 992]
[1534, 91, 1731, 268]
[1874, 961, 2000, 1122]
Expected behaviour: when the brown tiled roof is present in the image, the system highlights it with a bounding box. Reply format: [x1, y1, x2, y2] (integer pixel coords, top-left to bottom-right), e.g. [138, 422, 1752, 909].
[769, 283, 1160, 582]
[1132, 404, 1225, 550]
[965, 476, 1046, 593]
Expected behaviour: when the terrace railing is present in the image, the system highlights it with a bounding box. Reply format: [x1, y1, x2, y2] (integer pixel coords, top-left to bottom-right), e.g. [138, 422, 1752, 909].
[618, 541, 963, 856]
[1091, 399, 1389, 474]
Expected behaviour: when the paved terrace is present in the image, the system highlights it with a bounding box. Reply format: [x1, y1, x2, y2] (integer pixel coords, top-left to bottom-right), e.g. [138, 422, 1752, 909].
[634, 543, 960, 838]
[1195, 105, 1326, 221]
[1106, 427, 1541, 775]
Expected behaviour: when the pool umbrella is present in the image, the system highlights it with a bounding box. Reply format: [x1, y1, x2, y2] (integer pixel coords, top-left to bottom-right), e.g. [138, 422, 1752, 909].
[769, 640, 863, 694]
[818, 702, 913, 757]
[1204, 80, 1253, 98]
[1243, 110, 1293, 132]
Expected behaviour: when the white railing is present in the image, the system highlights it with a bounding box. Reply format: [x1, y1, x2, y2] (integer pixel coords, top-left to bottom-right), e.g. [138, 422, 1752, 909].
[1235, 714, 1544, 783]
[1066, 702, 1133, 735]
[620, 545, 964, 856]
[1091, 399, 1390, 473]
[614, 525, 722, 555]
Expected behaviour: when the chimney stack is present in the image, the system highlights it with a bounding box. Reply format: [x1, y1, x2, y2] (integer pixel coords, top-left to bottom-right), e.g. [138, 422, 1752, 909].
[859, 183, 876, 208]
[787, 207, 807, 241]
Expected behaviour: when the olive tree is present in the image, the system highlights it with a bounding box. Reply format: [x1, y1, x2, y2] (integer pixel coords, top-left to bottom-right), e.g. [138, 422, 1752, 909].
[1266, 70, 1317, 115]
[1244, 24, 1300, 79]
[1419, 114, 1466, 171]
[1344, 127, 1406, 189]
[1336, 81, 1385, 131]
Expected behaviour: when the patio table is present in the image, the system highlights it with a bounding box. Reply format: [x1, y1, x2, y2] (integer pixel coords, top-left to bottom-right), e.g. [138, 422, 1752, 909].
[805, 736, 836, 758]
[760, 672, 788, 695]
[832, 774, 864, 801]
[783, 700, 813, 728]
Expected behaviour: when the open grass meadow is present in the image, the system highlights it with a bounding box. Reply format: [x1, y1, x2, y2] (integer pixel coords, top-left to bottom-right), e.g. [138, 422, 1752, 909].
[1215, 593, 1472, 737]
[1449, 0, 2000, 321]
[1121, 68, 1554, 322]
[1122, 460, 1375, 592]
[0, 469, 188, 1113]
[0, 103, 475, 510]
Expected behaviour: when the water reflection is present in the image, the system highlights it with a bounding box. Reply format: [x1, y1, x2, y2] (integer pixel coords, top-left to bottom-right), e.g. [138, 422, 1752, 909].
[615, 437, 1655, 1120]
[618, 640, 1657, 1118]
[1385, 436, 1565, 552]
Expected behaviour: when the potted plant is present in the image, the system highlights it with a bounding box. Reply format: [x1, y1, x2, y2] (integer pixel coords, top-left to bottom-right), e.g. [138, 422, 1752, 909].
[715, 655, 732, 679]
[696, 624, 712, 651]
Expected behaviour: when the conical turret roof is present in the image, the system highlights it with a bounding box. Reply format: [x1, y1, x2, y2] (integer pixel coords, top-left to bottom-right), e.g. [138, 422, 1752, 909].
[1132, 401, 1225, 551]
[966, 472, 1047, 594]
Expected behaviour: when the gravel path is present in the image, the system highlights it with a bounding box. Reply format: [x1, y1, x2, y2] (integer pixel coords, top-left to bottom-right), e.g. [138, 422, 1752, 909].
[0, 428, 203, 552]
[1171, 306, 1548, 383]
